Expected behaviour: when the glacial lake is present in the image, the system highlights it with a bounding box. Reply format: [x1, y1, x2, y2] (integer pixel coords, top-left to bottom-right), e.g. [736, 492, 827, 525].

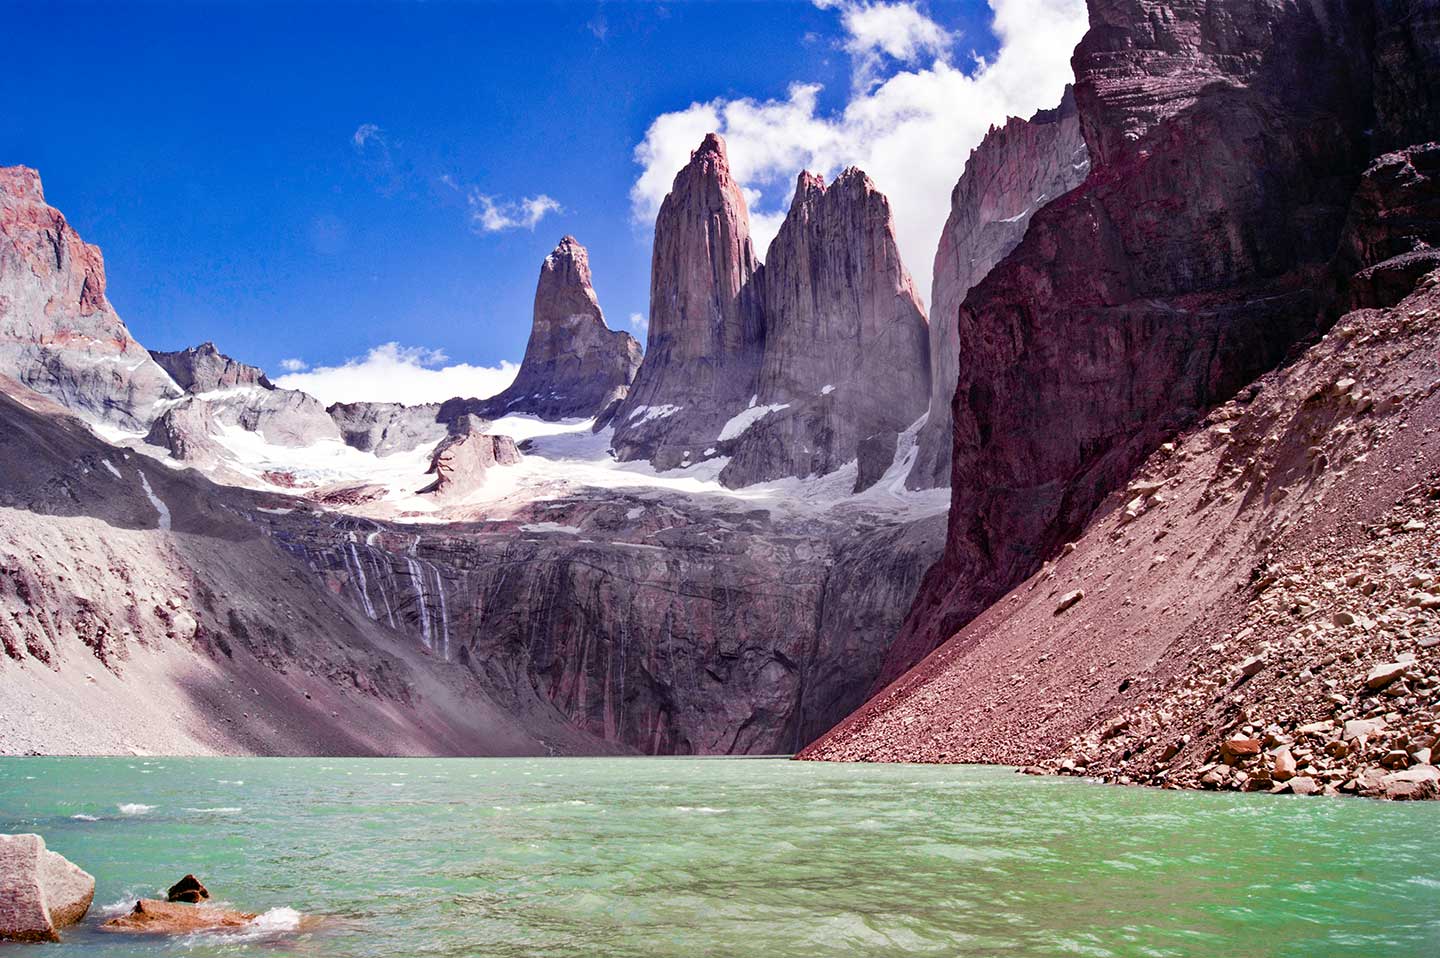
[1, 757, 1436, 957]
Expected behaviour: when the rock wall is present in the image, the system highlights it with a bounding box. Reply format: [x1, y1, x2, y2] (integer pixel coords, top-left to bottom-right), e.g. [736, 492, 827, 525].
[149, 342, 273, 393]
[877, 0, 1383, 687]
[0, 167, 180, 430]
[908, 87, 1090, 489]
[721, 169, 930, 490]
[610, 135, 766, 469]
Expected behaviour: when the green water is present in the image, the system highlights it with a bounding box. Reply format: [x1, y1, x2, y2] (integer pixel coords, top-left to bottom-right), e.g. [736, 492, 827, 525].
[0, 758, 1436, 957]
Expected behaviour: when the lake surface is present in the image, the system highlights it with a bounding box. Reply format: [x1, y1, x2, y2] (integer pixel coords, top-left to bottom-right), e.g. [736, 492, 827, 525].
[0, 757, 1436, 957]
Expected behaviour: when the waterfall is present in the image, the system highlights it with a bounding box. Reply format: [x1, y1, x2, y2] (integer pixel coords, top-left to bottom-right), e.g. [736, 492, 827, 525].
[428, 563, 450, 660]
[406, 556, 433, 649]
[346, 541, 377, 620]
[368, 549, 396, 627]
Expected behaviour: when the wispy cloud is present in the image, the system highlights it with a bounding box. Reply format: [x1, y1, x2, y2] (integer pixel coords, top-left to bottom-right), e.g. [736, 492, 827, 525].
[279, 358, 308, 372]
[630, 0, 1088, 307]
[468, 192, 563, 233]
[819, 0, 955, 92]
[352, 123, 384, 150]
[273, 343, 519, 406]
[628, 312, 649, 334]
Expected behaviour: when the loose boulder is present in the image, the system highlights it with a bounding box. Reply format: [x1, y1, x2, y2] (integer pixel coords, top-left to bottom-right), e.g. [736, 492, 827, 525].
[0, 833, 95, 942]
[166, 873, 210, 903]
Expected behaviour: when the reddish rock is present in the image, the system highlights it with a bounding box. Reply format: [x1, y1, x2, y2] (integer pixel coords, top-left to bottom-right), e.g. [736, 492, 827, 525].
[909, 86, 1089, 489]
[419, 427, 522, 500]
[0, 166, 181, 429]
[166, 874, 209, 904]
[101, 899, 255, 935]
[611, 134, 766, 469]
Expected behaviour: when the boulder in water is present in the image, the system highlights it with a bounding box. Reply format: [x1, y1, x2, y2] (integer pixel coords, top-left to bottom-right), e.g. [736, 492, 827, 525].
[0, 833, 95, 942]
[101, 898, 256, 934]
[166, 874, 210, 903]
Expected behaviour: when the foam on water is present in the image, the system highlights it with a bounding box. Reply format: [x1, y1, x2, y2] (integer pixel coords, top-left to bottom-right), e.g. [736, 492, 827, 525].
[116, 803, 154, 815]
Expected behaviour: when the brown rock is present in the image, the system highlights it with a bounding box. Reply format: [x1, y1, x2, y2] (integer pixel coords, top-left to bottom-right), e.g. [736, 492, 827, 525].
[453, 236, 642, 423]
[101, 899, 256, 935]
[166, 874, 209, 903]
[910, 86, 1089, 489]
[1220, 737, 1262, 765]
[1054, 590, 1085, 615]
[1287, 776, 1321, 797]
[1271, 748, 1297, 781]
[1366, 661, 1408, 690]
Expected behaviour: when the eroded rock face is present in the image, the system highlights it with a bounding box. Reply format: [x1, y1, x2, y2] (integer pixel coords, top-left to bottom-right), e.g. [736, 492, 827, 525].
[419, 427, 522, 501]
[461, 236, 641, 423]
[878, 0, 1384, 685]
[0, 166, 180, 430]
[148, 342, 273, 393]
[720, 169, 930, 489]
[908, 87, 1089, 489]
[144, 386, 341, 464]
[0, 833, 94, 942]
[328, 401, 449, 456]
[610, 134, 766, 468]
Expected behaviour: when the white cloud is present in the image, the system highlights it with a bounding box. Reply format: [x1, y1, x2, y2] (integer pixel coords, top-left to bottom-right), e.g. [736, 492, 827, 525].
[630, 0, 1089, 308]
[821, 0, 955, 91]
[352, 123, 383, 150]
[469, 192, 563, 232]
[274, 343, 520, 406]
[628, 312, 649, 334]
[279, 358, 308, 372]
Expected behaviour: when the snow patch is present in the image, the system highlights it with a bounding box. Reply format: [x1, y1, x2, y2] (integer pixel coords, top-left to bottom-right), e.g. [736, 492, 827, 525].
[718, 403, 790, 442]
[520, 522, 583, 535]
[626, 404, 681, 425]
[101, 460, 122, 479]
[136, 472, 171, 531]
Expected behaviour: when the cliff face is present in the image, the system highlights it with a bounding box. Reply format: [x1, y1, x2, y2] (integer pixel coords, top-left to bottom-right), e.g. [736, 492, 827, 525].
[610, 134, 767, 470]
[149, 342, 274, 394]
[720, 169, 930, 490]
[465, 236, 642, 423]
[807, 0, 1440, 797]
[0, 167, 180, 430]
[876, 0, 1383, 686]
[909, 88, 1090, 489]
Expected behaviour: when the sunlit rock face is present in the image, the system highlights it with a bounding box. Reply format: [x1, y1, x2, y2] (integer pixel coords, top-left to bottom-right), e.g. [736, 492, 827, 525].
[458, 235, 641, 424]
[908, 86, 1090, 490]
[610, 134, 767, 470]
[0, 166, 181, 430]
[149, 342, 273, 394]
[720, 168, 930, 491]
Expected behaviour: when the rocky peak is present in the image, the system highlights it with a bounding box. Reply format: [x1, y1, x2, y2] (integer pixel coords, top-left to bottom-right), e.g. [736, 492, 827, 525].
[609, 132, 766, 469]
[448, 235, 641, 423]
[149, 342, 275, 393]
[0, 165, 180, 429]
[908, 85, 1089, 489]
[719, 164, 930, 489]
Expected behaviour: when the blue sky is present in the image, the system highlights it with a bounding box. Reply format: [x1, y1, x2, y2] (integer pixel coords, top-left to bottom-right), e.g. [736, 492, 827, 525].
[4, 0, 1084, 404]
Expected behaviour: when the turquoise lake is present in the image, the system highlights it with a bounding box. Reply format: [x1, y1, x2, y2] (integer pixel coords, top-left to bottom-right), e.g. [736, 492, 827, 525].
[0, 757, 1436, 956]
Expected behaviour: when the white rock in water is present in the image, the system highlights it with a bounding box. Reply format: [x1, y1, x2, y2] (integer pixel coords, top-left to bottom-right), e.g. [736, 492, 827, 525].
[0, 833, 95, 942]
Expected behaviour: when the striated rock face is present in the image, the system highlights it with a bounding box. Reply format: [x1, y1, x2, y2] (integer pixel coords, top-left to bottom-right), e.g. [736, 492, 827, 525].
[328, 401, 449, 456]
[144, 386, 341, 465]
[0, 166, 180, 430]
[419, 427, 521, 501]
[720, 169, 930, 489]
[148, 342, 273, 394]
[610, 134, 766, 468]
[462, 236, 641, 423]
[876, 0, 1384, 686]
[909, 87, 1090, 489]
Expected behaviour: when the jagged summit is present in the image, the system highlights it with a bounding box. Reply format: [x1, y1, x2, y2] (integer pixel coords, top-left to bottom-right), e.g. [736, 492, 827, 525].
[149, 341, 275, 393]
[609, 132, 767, 468]
[447, 234, 641, 423]
[908, 84, 1089, 489]
[719, 161, 930, 489]
[0, 164, 181, 429]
